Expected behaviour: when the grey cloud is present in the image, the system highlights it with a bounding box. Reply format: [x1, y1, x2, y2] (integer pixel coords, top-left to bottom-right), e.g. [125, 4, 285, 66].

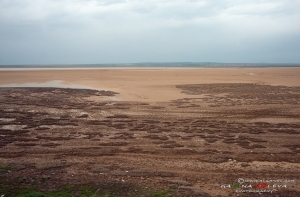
[95, 0, 126, 6]
[0, 0, 299, 64]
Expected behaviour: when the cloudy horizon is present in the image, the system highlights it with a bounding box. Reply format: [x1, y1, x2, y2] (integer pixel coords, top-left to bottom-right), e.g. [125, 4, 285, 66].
[0, 0, 300, 65]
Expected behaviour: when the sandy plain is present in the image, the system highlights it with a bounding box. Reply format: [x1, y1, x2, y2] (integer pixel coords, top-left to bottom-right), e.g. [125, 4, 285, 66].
[0, 68, 300, 196]
[1, 68, 300, 102]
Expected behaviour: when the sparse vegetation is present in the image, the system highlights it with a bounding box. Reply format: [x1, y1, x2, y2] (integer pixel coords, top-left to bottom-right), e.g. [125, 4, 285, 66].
[0, 184, 173, 197]
[1, 85, 300, 196]
[0, 165, 12, 170]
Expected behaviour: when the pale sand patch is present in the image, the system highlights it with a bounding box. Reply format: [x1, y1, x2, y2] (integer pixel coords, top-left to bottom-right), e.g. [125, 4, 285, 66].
[0, 68, 299, 102]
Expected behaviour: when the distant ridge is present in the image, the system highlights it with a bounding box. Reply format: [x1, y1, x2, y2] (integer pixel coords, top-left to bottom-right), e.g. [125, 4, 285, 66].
[0, 62, 300, 68]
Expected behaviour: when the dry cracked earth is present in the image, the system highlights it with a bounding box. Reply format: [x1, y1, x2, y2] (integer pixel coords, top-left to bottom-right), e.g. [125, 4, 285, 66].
[0, 83, 300, 196]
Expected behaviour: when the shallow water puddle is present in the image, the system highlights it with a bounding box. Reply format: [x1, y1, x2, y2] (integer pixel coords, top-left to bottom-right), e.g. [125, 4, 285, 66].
[0, 80, 120, 101]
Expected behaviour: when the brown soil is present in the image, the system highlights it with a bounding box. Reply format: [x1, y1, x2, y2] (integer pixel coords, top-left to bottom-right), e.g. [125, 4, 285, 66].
[0, 84, 299, 196]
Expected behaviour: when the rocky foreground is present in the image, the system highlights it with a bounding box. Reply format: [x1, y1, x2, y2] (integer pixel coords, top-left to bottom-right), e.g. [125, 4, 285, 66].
[0, 84, 300, 196]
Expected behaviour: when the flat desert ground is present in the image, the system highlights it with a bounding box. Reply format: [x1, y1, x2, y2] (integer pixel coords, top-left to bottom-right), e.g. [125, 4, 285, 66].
[0, 68, 300, 196]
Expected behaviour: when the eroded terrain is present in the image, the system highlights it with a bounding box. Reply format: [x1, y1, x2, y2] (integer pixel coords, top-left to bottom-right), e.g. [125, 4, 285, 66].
[0, 84, 300, 196]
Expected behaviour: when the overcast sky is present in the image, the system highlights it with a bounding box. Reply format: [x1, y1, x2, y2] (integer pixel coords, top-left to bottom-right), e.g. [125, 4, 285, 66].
[0, 0, 299, 64]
